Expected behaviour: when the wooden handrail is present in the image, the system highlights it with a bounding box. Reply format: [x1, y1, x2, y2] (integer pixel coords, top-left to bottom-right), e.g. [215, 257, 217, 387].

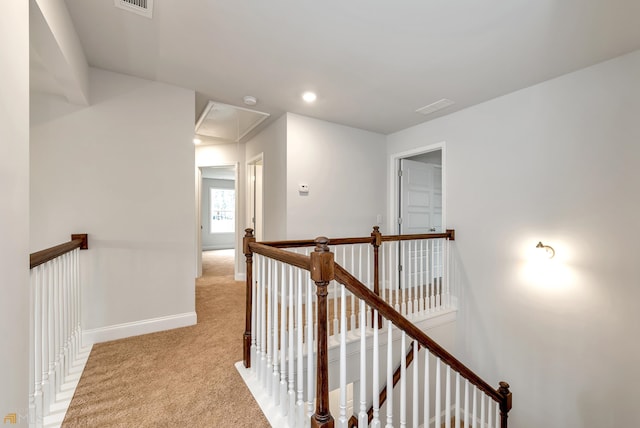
[248, 242, 311, 271]
[30, 234, 88, 269]
[258, 228, 455, 249]
[333, 262, 505, 405]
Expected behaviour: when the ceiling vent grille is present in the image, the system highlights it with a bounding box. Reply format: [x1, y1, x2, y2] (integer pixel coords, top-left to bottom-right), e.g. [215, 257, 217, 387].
[114, 0, 153, 19]
[415, 98, 455, 116]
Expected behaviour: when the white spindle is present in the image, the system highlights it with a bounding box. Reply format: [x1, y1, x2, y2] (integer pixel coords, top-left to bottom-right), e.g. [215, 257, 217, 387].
[411, 241, 418, 316]
[251, 253, 257, 373]
[401, 241, 407, 316]
[464, 379, 470, 428]
[358, 299, 368, 427]
[419, 240, 425, 314]
[272, 261, 280, 402]
[306, 275, 314, 420]
[371, 309, 381, 428]
[400, 332, 407, 428]
[445, 366, 451, 428]
[455, 372, 461, 428]
[279, 263, 287, 411]
[423, 350, 430, 428]
[412, 340, 418, 428]
[296, 268, 305, 428]
[338, 285, 348, 428]
[481, 391, 486, 428]
[472, 385, 478, 428]
[287, 267, 296, 426]
[435, 357, 441, 428]
[487, 395, 493, 428]
[265, 259, 273, 392]
[385, 321, 393, 428]
[495, 399, 500, 428]
[394, 242, 400, 312]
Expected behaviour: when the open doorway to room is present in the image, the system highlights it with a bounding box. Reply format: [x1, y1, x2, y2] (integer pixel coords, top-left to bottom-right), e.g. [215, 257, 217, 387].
[197, 165, 238, 277]
[391, 144, 444, 235]
[247, 154, 264, 241]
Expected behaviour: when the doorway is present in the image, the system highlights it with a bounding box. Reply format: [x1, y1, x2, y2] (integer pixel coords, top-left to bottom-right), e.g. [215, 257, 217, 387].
[197, 164, 238, 277]
[390, 144, 445, 234]
[247, 154, 264, 241]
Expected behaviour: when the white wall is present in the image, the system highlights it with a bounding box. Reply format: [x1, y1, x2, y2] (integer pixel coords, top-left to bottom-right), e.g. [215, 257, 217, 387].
[286, 113, 386, 239]
[387, 49, 640, 428]
[246, 115, 287, 240]
[0, 1, 29, 424]
[31, 68, 196, 341]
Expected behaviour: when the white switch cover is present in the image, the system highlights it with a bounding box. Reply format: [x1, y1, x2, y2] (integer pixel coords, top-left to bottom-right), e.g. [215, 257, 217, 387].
[299, 184, 309, 193]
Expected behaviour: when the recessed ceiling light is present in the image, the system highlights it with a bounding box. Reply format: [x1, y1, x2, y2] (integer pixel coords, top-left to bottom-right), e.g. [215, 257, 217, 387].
[193, 138, 202, 145]
[302, 92, 317, 103]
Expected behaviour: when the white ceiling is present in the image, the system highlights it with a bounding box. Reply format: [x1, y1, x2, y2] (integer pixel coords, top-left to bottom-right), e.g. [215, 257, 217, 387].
[62, 0, 640, 138]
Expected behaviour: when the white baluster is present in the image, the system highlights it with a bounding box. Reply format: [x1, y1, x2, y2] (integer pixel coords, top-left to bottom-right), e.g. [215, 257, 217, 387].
[381, 240, 387, 304]
[272, 261, 280, 402]
[258, 255, 265, 380]
[371, 309, 381, 428]
[33, 265, 44, 426]
[385, 321, 393, 428]
[419, 240, 425, 314]
[393, 242, 400, 312]
[464, 379, 469, 428]
[487, 395, 493, 428]
[279, 263, 287, 410]
[306, 275, 314, 421]
[472, 385, 477, 428]
[435, 357, 441, 428]
[296, 268, 305, 428]
[358, 299, 368, 427]
[423, 350, 430, 428]
[445, 366, 451, 428]
[400, 332, 407, 428]
[288, 266, 295, 424]
[481, 392, 486, 428]
[251, 253, 257, 373]
[401, 241, 407, 316]
[333, 281, 339, 337]
[39, 264, 50, 416]
[444, 238, 451, 308]
[338, 285, 348, 428]
[429, 240, 435, 312]
[412, 241, 420, 314]
[495, 399, 500, 428]
[265, 259, 273, 391]
[412, 340, 418, 428]
[455, 372, 461, 428]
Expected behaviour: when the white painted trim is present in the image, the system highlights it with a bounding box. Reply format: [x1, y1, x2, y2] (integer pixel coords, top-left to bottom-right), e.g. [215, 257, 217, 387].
[388, 142, 447, 234]
[82, 312, 197, 344]
[235, 272, 247, 282]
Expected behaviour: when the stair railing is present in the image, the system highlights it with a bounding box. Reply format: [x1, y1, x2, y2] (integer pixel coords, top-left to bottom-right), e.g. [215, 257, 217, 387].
[242, 228, 511, 428]
[29, 234, 92, 428]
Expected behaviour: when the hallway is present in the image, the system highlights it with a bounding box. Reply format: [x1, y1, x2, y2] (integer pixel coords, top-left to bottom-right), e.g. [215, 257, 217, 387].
[62, 250, 269, 427]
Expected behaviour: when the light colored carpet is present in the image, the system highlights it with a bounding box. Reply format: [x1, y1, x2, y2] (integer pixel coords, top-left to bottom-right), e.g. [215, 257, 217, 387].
[62, 249, 270, 427]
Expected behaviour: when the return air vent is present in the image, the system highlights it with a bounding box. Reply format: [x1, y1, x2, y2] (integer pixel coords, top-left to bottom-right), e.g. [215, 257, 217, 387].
[415, 98, 455, 116]
[114, 0, 153, 19]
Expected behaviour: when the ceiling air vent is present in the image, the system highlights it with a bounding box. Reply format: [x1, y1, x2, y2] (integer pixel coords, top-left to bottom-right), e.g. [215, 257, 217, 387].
[114, 0, 154, 19]
[415, 98, 455, 116]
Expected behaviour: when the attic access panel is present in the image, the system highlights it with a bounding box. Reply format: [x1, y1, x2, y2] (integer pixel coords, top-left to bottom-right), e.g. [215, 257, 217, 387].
[195, 101, 270, 143]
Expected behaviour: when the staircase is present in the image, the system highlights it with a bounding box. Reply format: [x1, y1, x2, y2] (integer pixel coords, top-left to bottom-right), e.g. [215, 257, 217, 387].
[236, 227, 512, 428]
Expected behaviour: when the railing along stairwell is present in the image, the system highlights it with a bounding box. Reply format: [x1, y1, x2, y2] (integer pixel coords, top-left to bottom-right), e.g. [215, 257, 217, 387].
[239, 227, 512, 428]
[29, 235, 92, 428]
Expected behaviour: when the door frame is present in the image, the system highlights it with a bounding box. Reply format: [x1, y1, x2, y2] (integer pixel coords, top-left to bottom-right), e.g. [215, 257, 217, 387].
[246, 153, 264, 242]
[196, 163, 239, 278]
[388, 142, 446, 234]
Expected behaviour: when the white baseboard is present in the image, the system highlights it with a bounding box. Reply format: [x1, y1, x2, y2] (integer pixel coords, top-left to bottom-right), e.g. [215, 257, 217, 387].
[83, 312, 197, 344]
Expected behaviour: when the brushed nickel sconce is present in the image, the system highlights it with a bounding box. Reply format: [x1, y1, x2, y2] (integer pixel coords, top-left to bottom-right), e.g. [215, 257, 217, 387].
[536, 241, 555, 259]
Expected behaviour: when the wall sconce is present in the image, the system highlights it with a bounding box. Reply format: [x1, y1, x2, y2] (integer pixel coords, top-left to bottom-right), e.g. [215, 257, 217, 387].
[536, 241, 555, 259]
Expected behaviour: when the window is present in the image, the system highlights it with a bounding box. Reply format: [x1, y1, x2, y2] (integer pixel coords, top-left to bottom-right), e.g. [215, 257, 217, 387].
[210, 188, 235, 233]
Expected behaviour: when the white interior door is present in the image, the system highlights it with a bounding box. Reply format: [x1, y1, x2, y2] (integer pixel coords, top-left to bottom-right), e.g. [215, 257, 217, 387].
[399, 159, 442, 234]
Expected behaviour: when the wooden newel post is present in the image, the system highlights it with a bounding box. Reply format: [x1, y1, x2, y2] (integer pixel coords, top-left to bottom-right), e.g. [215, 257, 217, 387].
[371, 226, 383, 328]
[243, 228, 256, 368]
[498, 381, 512, 428]
[310, 237, 335, 428]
